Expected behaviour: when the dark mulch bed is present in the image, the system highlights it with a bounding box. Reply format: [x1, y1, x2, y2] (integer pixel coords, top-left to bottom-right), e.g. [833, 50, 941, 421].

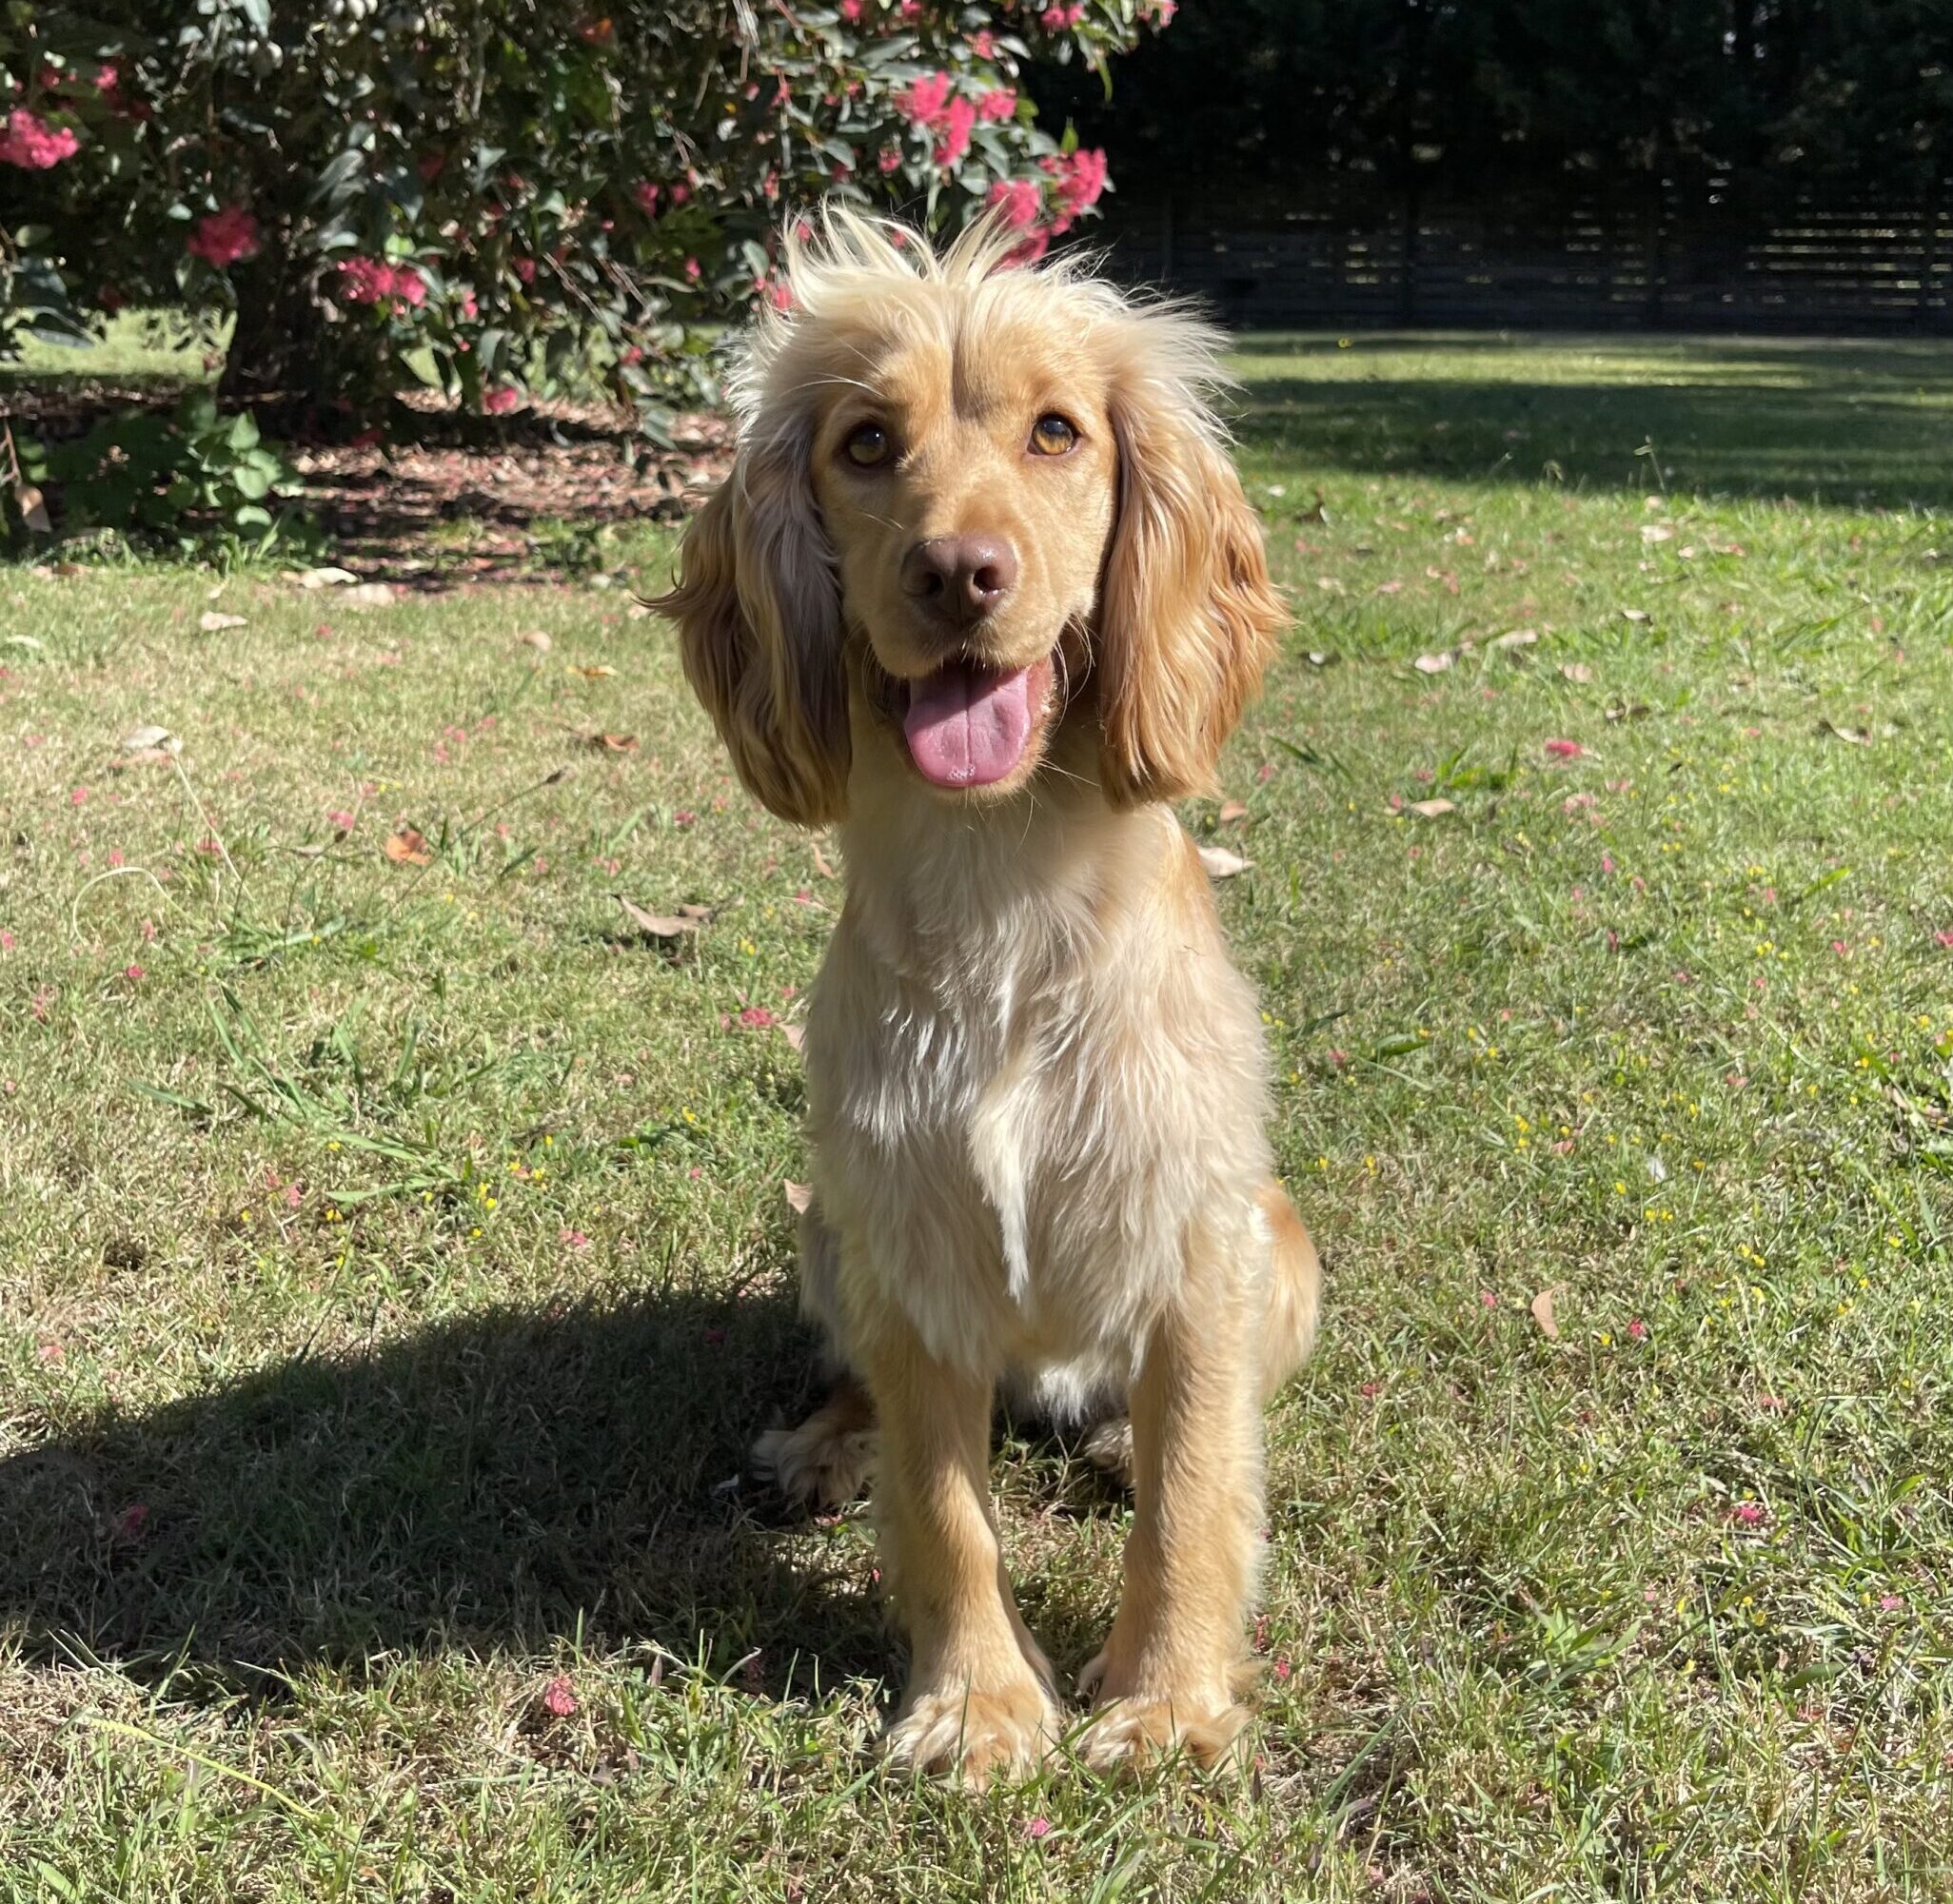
[2, 380, 734, 587]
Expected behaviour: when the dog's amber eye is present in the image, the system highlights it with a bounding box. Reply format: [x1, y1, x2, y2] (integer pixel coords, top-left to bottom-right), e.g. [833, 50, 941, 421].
[844, 422, 891, 468]
[1029, 413, 1077, 457]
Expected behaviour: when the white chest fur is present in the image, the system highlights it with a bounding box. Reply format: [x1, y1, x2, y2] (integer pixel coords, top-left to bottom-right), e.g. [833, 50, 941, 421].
[802, 799, 1272, 1382]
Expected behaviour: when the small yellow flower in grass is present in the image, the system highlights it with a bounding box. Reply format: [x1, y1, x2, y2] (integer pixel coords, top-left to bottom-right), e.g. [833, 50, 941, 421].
[740, 937, 758, 956]
[326, 1140, 341, 1152]
[239, 1208, 252, 1224]
[1614, 1181, 1627, 1195]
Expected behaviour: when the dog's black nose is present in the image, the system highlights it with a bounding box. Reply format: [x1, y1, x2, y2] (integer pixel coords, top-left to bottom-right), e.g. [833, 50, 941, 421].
[900, 534, 1018, 627]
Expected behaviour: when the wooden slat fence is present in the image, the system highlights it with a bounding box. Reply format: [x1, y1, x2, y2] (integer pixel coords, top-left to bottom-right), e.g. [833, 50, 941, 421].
[1097, 176, 1953, 333]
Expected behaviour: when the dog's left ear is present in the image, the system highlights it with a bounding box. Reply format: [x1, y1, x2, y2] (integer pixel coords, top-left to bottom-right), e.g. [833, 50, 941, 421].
[1095, 344, 1286, 807]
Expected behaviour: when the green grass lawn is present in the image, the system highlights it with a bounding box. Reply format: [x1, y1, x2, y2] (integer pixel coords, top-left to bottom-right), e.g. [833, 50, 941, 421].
[3, 332, 1952, 1900]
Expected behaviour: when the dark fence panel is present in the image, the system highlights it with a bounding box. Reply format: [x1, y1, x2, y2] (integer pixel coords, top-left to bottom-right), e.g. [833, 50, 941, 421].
[1096, 175, 1953, 334]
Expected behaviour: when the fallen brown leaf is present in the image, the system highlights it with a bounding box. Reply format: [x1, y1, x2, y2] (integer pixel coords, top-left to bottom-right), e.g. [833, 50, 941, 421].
[341, 582, 398, 610]
[519, 629, 552, 653]
[1816, 718, 1870, 746]
[384, 827, 433, 866]
[1529, 1286, 1563, 1340]
[1197, 845, 1253, 879]
[1405, 798, 1457, 819]
[779, 1023, 806, 1053]
[810, 839, 838, 879]
[1606, 701, 1652, 723]
[120, 724, 180, 756]
[587, 732, 639, 753]
[18, 483, 51, 534]
[291, 565, 359, 590]
[783, 1180, 815, 1216]
[1217, 799, 1249, 825]
[617, 893, 702, 938]
[1412, 651, 1453, 674]
[566, 663, 617, 679]
[1490, 628, 1538, 651]
[198, 611, 247, 632]
[1560, 662, 1595, 684]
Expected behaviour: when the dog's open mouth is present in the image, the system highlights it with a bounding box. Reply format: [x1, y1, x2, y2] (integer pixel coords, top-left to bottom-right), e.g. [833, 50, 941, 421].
[898, 655, 1054, 790]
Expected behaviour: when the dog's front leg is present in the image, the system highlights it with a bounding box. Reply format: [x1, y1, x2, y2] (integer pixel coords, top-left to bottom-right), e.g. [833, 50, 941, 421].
[1080, 1226, 1263, 1774]
[859, 1308, 1058, 1787]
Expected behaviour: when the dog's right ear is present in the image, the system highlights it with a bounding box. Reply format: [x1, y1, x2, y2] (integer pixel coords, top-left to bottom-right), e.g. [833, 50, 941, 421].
[654, 432, 850, 827]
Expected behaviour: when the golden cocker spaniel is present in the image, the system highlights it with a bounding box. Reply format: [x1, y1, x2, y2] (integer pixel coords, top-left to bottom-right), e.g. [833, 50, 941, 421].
[659, 208, 1319, 1783]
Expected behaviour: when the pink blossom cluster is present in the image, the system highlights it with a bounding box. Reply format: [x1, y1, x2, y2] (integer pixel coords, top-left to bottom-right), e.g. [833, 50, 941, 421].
[0, 109, 79, 169]
[187, 206, 261, 268]
[338, 257, 427, 312]
[1039, 146, 1109, 231]
[632, 179, 690, 216]
[893, 69, 983, 166]
[986, 179, 1051, 265]
[1038, 4, 1085, 27]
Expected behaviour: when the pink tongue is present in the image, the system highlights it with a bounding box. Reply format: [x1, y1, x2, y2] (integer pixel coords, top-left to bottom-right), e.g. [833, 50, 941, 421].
[901, 661, 1036, 788]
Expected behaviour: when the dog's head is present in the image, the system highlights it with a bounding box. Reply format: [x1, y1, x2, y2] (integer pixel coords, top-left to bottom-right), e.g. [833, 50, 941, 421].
[657, 208, 1284, 826]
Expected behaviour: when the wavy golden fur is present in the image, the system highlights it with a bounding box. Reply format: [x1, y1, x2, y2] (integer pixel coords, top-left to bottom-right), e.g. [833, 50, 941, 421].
[657, 206, 1318, 1784]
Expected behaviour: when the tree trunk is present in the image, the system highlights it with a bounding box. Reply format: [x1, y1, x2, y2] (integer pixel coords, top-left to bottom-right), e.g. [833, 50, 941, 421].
[218, 240, 328, 411]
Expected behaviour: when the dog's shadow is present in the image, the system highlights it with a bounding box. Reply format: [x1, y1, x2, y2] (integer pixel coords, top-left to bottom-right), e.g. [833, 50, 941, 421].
[0, 1281, 898, 1701]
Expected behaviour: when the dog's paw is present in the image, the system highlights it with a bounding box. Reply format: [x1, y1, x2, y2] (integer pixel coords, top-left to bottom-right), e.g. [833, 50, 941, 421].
[752, 1415, 878, 1511]
[1075, 1653, 1249, 1776]
[1077, 1691, 1250, 1777]
[882, 1678, 1059, 1790]
[1077, 1414, 1134, 1489]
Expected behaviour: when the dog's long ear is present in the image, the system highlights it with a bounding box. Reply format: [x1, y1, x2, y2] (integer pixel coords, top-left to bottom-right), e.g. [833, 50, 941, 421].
[656, 430, 850, 827]
[1095, 326, 1286, 807]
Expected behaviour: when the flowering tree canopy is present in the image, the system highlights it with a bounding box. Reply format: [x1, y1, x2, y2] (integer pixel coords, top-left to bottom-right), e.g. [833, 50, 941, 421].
[0, 2, 1171, 430]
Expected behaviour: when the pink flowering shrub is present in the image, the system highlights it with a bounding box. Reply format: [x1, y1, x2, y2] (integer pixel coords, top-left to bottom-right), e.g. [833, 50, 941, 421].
[187, 206, 261, 268]
[0, 108, 80, 168]
[1, 2, 1162, 461]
